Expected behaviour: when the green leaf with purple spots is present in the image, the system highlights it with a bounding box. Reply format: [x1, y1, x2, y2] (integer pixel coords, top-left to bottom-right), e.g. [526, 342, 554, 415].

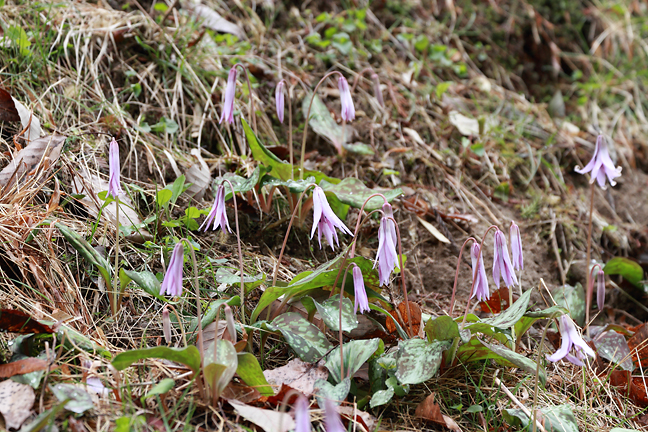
[269, 312, 332, 363]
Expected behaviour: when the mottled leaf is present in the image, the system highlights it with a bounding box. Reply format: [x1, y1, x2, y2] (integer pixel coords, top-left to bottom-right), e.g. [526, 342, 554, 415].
[504, 404, 578, 432]
[478, 339, 546, 385]
[326, 339, 383, 384]
[302, 92, 352, 153]
[314, 377, 351, 407]
[50, 384, 94, 414]
[594, 331, 634, 371]
[515, 305, 567, 340]
[217, 165, 266, 200]
[312, 294, 358, 333]
[214, 268, 265, 291]
[395, 339, 452, 385]
[121, 269, 166, 302]
[204, 339, 238, 396]
[320, 178, 403, 211]
[552, 284, 586, 327]
[478, 289, 532, 330]
[269, 312, 332, 363]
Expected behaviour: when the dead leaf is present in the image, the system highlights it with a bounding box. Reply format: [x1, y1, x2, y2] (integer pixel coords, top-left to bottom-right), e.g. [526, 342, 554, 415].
[184, 1, 246, 39]
[609, 370, 648, 407]
[338, 406, 377, 432]
[0, 379, 35, 429]
[627, 323, 648, 368]
[415, 393, 461, 431]
[385, 302, 422, 336]
[68, 416, 88, 432]
[263, 358, 328, 397]
[227, 399, 294, 432]
[0, 88, 19, 122]
[0, 309, 54, 334]
[184, 148, 211, 200]
[71, 168, 152, 243]
[0, 358, 50, 378]
[417, 216, 450, 244]
[479, 287, 514, 313]
[222, 382, 261, 404]
[0, 134, 65, 188]
[12, 98, 42, 142]
[448, 111, 479, 136]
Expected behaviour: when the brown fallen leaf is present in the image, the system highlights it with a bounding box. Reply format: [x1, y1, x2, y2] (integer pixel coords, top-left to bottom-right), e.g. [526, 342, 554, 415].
[479, 287, 515, 313]
[627, 323, 648, 368]
[0, 358, 50, 378]
[263, 358, 328, 397]
[0, 379, 35, 429]
[415, 393, 462, 431]
[0, 309, 54, 334]
[0, 88, 20, 122]
[385, 301, 421, 336]
[0, 134, 65, 188]
[222, 382, 262, 404]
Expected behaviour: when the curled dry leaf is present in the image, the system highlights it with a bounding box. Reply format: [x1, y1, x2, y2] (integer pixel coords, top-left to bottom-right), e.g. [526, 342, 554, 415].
[479, 287, 514, 313]
[0, 88, 20, 122]
[0, 134, 65, 188]
[0, 309, 54, 334]
[415, 393, 462, 431]
[184, 1, 246, 39]
[184, 148, 211, 200]
[12, 97, 42, 142]
[385, 301, 422, 336]
[227, 399, 294, 432]
[0, 358, 50, 378]
[0, 379, 35, 429]
[263, 358, 328, 397]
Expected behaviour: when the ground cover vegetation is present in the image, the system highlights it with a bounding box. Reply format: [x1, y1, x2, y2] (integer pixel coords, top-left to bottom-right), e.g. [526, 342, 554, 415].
[0, 0, 648, 431]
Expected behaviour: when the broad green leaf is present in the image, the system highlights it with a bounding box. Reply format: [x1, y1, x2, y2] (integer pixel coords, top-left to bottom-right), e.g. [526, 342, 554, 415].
[370, 387, 394, 408]
[605, 257, 644, 288]
[324, 190, 350, 221]
[269, 312, 332, 363]
[326, 338, 383, 384]
[142, 378, 175, 402]
[552, 284, 586, 326]
[425, 315, 460, 342]
[236, 352, 274, 396]
[204, 339, 238, 395]
[169, 175, 186, 205]
[50, 383, 94, 414]
[188, 296, 241, 335]
[319, 178, 403, 211]
[156, 189, 173, 206]
[515, 305, 567, 340]
[302, 93, 351, 153]
[112, 345, 201, 374]
[121, 269, 167, 302]
[6, 26, 31, 56]
[56, 223, 112, 287]
[395, 339, 452, 385]
[312, 294, 358, 333]
[214, 268, 265, 292]
[475, 289, 532, 330]
[314, 377, 351, 407]
[504, 404, 578, 432]
[593, 331, 634, 371]
[478, 339, 546, 386]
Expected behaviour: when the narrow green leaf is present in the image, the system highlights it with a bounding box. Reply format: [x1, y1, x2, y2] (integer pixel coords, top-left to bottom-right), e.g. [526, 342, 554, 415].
[142, 378, 175, 401]
[478, 338, 546, 386]
[236, 352, 274, 396]
[112, 346, 201, 373]
[605, 257, 644, 288]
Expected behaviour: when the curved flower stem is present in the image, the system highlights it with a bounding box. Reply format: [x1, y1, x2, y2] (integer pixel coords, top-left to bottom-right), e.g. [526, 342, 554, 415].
[351, 67, 375, 93]
[338, 263, 355, 380]
[388, 216, 413, 337]
[180, 237, 206, 400]
[271, 183, 317, 288]
[329, 209, 383, 300]
[165, 304, 187, 347]
[585, 183, 595, 337]
[234, 63, 257, 136]
[112, 202, 120, 317]
[221, 179, 246, 325]
[448, 237, 477, 317]
[299, 71, 343, 180]
[278, 79, 294, 180]
[349, 193, 389, 258]
[460, 225, 498, 329]
[585, 263, 603, 331]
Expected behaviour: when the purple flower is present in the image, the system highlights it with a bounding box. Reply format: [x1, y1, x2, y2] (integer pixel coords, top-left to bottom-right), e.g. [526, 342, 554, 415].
[596, 270, 606, 311]
[107, 137, 123, 199]
[294, 395, 311, 432]
[160, 242, 184, 297]
[510, 221, 523, 271]
[374, 203, 399, 286]
[219, 67, 237, 124]
[470, 243, 490, 302]
[338, 76, 355, 122]
[547, 315, 595, 366]
[575, 134, 622, 189]
[324, 399, 345, 432]
[275, 81, 285, 123]
[199, 184, 231, 233]
[493, 229, 518, 288]
[352, 264, 369, 314]
[371, 72, 384, 107]
[311, 186, 352, 250]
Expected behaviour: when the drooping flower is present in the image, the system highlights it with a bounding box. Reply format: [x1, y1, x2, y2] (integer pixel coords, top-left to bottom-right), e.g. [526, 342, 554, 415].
[160, 242, 184, 297]
[224, 305, 237, 344]
[374, 203, 399, 286]
[162, 306, 171, 344]
[311, 186, 352, 250]
[596, 270, 606, 311]
[510, 221, 523, 271]
[275, 81, 285, 123]
[547, 315, 596, 366]
[493, 229, 518, 288]
[371, 72, 384, 107]
[338, 76, 355, 122]
[324, 399, 345, 432]
[294, 395, 311, 432]
[470, 243, 490, 302]
[106, 137, 123, 199]
[200, 184, 231, 233]
[219, 67, 238, 124]
[352, 264, 369, 314]
[575, 134, 622, 189]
